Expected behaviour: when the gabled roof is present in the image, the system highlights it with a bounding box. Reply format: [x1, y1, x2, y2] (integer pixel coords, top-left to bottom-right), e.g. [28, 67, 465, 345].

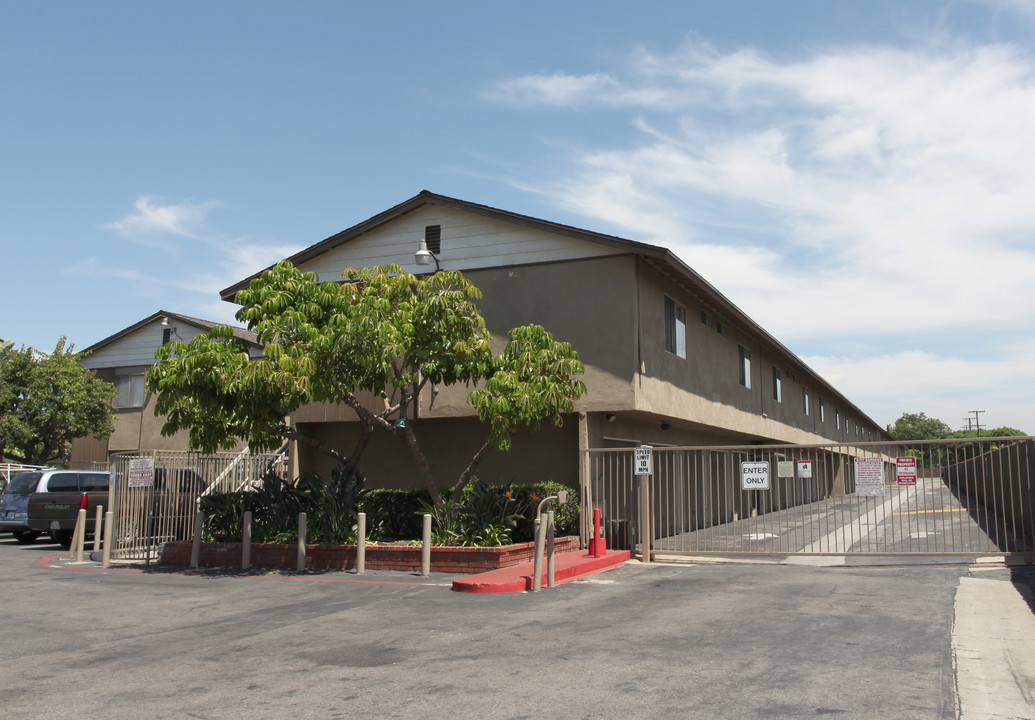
[80, 310, 259, 356]
[219, 190, 889, 439]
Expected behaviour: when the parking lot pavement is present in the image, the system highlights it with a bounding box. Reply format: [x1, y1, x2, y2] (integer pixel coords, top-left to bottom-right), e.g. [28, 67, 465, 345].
[0, 536, 1030, 719]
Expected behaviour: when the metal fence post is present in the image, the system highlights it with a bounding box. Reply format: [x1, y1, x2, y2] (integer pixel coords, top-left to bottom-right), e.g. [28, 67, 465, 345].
[356, 512, 366, 575]
[242, 511, 252, 570]
[297, 512, 307, 571]
[421, 514, 431, 577]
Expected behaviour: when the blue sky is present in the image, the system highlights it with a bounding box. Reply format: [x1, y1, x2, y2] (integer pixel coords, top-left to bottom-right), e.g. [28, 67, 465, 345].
[3, 1, 1034, 433]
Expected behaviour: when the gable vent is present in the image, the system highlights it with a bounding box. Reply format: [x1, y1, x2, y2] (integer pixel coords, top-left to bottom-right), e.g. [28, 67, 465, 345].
[424, 225, 441, 254]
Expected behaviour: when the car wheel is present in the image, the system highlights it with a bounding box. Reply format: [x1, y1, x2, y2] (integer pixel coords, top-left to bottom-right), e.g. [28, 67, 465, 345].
[52, 530, 74, 549]
[13, 530, 40, 545]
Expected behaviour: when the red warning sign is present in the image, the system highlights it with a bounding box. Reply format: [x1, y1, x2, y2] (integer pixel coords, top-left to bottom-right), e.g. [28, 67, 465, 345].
[896, 457, 917, 486]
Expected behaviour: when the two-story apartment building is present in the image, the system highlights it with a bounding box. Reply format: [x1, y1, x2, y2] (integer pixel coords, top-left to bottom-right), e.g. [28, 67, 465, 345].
[220, 191, 890, 493]
[69, 311, 261, 466]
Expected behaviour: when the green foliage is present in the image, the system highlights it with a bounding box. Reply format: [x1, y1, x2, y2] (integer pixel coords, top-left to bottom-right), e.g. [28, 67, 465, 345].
[469, 325, 587, 452]
[202, 477, 580, 548]
[887, 412, 953, 441]
[0, 338, 115, 464]
[358, 488, 432, 540]
[146, 261, 587, 510]
[410, 479, 579, 546]
[201, 467, 365, 544]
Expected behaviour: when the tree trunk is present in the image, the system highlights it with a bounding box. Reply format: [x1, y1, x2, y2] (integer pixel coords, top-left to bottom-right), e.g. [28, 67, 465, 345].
[454, 440, 493, 499]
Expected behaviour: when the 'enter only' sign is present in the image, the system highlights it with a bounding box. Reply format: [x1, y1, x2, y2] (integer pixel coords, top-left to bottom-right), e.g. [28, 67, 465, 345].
[741, 461, 770, 490]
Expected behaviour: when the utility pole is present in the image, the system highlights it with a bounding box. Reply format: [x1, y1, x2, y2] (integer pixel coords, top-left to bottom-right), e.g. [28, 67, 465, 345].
[968, 410, 985, 438]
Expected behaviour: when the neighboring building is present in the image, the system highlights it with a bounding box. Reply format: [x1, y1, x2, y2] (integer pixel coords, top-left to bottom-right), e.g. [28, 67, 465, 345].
[220, 191, 891, 492]
[68, 311, 261, 467]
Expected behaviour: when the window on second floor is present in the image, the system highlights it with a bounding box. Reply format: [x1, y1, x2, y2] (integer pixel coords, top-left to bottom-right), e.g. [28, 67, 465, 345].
[738, 345, 751, 388]
[664, 296, 687, 359]
[819, 398, 825, 422]
[803, 388, 810, 416]
[114, 375, 145, 409]
[772, 367, 782, 402]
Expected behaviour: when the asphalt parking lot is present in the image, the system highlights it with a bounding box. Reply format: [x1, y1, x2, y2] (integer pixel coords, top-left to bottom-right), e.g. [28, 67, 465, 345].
[0, 535, 1030, 719]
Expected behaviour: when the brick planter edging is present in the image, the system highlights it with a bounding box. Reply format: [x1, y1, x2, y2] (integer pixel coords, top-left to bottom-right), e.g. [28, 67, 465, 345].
[158, 536, 581, 574]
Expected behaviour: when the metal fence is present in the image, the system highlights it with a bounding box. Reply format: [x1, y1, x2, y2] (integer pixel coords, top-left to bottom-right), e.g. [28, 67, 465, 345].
[584, 437, 1035, 559]
[108, 449, 287, 561]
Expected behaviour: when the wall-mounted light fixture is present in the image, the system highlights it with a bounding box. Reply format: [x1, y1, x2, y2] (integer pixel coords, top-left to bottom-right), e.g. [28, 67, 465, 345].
[660, 422, 671, 431]
[605, 413, 616, 422]
[414, 238, 440, 272]
[160, 316, 183, 343]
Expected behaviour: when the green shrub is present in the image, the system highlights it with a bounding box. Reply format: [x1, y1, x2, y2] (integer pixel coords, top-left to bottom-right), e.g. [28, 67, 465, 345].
[201, 473, 579, 548]
[358, 488, 432, 540]
[201, 466, 365, 544]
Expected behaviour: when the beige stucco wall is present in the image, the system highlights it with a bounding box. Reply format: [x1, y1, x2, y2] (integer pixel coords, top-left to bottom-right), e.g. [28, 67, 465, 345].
[297, 416, 579, 491]
[632, 261, 884, 445]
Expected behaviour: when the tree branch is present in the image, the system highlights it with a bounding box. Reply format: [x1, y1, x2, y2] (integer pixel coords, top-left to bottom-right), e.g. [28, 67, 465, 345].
[454, 440, 494, 500]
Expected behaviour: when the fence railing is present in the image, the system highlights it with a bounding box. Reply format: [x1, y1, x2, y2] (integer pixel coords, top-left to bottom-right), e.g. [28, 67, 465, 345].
[107, 449, 287, 561]
[584, 437, 1035, 558]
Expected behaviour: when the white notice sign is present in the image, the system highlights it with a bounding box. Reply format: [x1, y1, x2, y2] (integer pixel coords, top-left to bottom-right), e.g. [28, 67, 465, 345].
[128, 458, 155, 488]
[777, 460, 794, 478]
[854, 457, 885, 496]
[741, 461, 770, 490]
[797, 460, 813, 479]
[634, 446, 653, 476]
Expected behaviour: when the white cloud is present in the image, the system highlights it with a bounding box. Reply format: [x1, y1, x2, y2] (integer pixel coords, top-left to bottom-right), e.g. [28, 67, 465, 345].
[492, 33, 1035, 431]
[93, 197, 304, 325]
[101, 197, 220, 244]
[803, 338, 1035, 431]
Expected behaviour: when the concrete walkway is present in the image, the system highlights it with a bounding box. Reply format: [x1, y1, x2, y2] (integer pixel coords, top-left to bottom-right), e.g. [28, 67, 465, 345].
[953, 561, 1035, 719]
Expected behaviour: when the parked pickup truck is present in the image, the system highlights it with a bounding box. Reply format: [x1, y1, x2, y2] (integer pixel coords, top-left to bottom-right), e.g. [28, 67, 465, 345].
[26, 467, 205, 548]
[8, 470, 110, 547]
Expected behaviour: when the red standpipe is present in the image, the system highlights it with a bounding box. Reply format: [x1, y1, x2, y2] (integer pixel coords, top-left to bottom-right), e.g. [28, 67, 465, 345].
[588, 507, 607, 558]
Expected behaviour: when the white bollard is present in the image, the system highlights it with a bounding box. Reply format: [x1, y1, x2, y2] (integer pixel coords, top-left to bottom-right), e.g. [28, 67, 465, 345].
[547, 509, 556, 588]
[190, 509, 204, 568]
[297, 512, 307, 571]
[74, 508, 87, 563]
[93, 505, 104, 554]
[102, 511, 114, 568]
[533, 513, 546, 592]
[242, 511, 252, 570]
[356, 512, 366, 575]
[421, 513, 431, 577]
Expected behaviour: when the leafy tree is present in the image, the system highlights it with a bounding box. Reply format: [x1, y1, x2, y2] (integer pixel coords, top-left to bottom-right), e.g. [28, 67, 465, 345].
[950, 426, 1026, 440]
[147, 262, 586, 509]
[887, 412, 953, 441]
[0, 338, 116, 465]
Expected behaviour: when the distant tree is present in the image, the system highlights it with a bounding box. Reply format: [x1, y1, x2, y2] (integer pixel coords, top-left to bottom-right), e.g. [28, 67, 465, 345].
[887, 412, 953, 441]
[147, 262, 587, 510]
[0, 338, 116, 465]
[950, 426, 1026, 440]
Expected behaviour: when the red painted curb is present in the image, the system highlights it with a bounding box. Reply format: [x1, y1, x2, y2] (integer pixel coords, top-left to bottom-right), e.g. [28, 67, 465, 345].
[451, 550, 631, 593]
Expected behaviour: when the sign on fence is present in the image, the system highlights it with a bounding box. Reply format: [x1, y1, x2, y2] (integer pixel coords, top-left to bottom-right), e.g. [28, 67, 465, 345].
[127, 458, 155, 488]
[634, 446, 653, 476]
[741, 461, 770, 490]
[896, 457, 917, 486]
[854, 457, 885, 496]
[797, 460, 813, 478]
